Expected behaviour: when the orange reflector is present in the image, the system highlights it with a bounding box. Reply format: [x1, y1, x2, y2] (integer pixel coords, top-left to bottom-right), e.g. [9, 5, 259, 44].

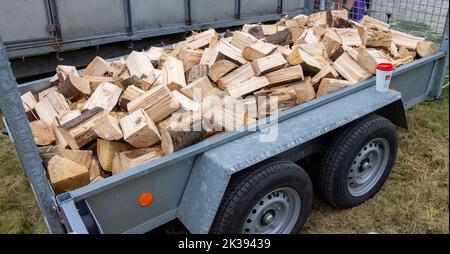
[138, 193, 153, 207]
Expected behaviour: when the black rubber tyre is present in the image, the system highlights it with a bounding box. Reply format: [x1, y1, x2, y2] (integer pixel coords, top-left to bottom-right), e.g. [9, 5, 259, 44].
[319, 115, 398, 209]
[210, 159, 313, 234]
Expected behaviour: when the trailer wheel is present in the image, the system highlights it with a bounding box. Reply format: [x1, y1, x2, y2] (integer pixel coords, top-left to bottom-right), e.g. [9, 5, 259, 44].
[210, 159, 313, 234]
[319, 115, 398, 209]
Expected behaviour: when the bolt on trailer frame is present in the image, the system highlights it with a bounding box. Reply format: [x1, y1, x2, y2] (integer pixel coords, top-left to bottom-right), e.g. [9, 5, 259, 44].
[0, 1, 449, 234]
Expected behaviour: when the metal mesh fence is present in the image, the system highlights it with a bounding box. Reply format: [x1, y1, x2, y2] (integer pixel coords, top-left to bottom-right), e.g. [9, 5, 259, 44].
[313, 0, 449, 41]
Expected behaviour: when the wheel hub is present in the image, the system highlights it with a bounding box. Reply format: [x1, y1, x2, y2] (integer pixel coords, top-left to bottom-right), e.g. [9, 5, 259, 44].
[261, 210, 275, 226]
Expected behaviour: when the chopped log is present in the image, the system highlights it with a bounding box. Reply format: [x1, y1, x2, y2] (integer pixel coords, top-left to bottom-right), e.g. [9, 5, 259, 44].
[266, 86, 297, 112]
[119, 85, 144, 111]
[224, 30, 234, 38]
[109, 58, 127, 78]
[217, 62, 255, 90]
[393, 56, 414, 67]
[291, 14, 308, 27]
[344, 45, 360, 61]
[298, 43, 327, 60]
[89, 157, 101, 181]
[52, 120, 68, 148]
[58, 110, 81, 125]
[243, 24, 286, 36]
[120, 75, 141, 90]
[366, 26, 392, 49]
[97, 139, 134, 172]
[334, 28, 362, 47]
[360, 15, 390, 30]
[208, 60, 238, 82]
[120, 108, 161, 148]
[289, 27, 305, 42]
[391, 30, 425, 50]
[390, 42, 400, 59]
[83, 56, 110, 77]
[58, 107, 105, 150]
[116, 147, 163, 174]
[185, 29, 219, 49]
[283, 78, 316, 104]
[127, 84, 180, 124]
[247, 25, 265, 39]
[163, 56, 187, 91]
[145, 46, 166, 66]
[227, 76, 271, 98]
[186, 64, 209, 83]
[35, 97, 59, 124]
[172, 90, 201, 112]
[357, 48, 391, 75]
[199, 46, 221, 67]
[56, 65, 79, 79]
[303, 29, 320, 44]
[416, 41, 438, 58]
[58, 73, 91, 100]
[141, 69, 164, 90]
[46, 90, 70, 115]
[83, 82, 122, 112]
[38, 86, 59, 101]
[242, 96, 258, 120]
[21, 91, 38, 121]
[70, 98, 87, 111]
[251, 53, 287, 76]
[334, 52, 372, 83]
[47, 154, 89, 194]
[30, 120, 55, 146]
[217, 40, 247, 65]
[333, 17, 353, 28]
[399, 46, 417, 59]
[264, 65, 304, 86]
[112, 153, 123, 175]
[331, 9, 349, 21]
[286, 48, 322, 75]
[50, 74, 59, 86]
[242, 41, 278, 61]
[178, 48, 203, 70]
[126, 51, 155, 78]
[307, 10, 332, 27]
[56, 148, 93, 169]
[180, 76, 214, 99]
[313, 26, 328, 39]
[231, 31, 259, 50]
[159, 113, 205, 155]
[355, 23, 368, 46]
[317, 78, 354, 97]
[93, 112, 124, 141]
[82, 75, 117, 91]
[311, 64, 339, 86]
[330, 46, 345, 62]
[322, 29, 343, 58]
[265, 29, 293, 46]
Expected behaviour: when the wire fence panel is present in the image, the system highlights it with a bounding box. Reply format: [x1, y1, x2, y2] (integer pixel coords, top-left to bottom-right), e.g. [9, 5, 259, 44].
[312, 0, 449, 41]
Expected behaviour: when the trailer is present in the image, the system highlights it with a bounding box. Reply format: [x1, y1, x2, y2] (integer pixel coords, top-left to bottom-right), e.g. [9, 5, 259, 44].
[0, 3, 449, 234]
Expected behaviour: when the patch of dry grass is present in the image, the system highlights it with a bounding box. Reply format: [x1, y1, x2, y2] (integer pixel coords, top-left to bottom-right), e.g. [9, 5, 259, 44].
[0, 88, 448, 234]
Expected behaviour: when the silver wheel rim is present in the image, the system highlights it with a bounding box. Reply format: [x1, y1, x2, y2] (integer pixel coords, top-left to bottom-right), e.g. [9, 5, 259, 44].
[242, 187, 301, 234]
[348, 138, 390, 197]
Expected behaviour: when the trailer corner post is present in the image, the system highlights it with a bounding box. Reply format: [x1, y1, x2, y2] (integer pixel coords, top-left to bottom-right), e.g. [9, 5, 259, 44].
[0, 38, 65, 234]
[429, 13, 449, 99]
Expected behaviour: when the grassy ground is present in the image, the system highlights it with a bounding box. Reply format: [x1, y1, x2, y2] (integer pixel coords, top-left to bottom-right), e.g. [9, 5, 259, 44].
[0, 87, 447, 234]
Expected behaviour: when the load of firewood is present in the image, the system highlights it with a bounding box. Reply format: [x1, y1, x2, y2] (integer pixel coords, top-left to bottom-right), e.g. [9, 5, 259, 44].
[20, 10, 438, 194]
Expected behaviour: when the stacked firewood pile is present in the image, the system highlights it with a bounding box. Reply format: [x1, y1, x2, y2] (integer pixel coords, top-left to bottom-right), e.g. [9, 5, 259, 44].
[20, 10, 438, 193]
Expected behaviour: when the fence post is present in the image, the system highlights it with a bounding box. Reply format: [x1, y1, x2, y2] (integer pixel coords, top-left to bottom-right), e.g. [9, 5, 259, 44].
[429, 13, 449, 98]
[0, 38, 65, 234]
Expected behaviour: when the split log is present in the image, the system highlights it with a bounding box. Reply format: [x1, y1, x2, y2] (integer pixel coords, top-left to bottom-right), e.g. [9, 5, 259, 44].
[30, 120, 55, 146]
[127, 84, 180, 124]
[251, 53, 287, 76]
[83, 56, 110, 77]
[265, 29, 293, 46]
[334, 28, 362, 47]
[217, 40, 247, 65]
[291, 14, 308, 27]
[416, 41, 438, 58]
[118, 85, 144, 111]
[366, 26, 392, 49]
[334, 52, 372, 83]
[242, 41, 278, 61]
[163, 56, 187, 91]
[199, 46, 222, 67]
[89, 157, 101, 181]
[126, 51, 155, 78]
[333, 17, 353, 28]
[56, 148, 93, 169]
[311, 64, 339, 86]
[298, 43, 328, 60]
[323, 30, 343, 60]
[242, 96, 258, 120]
[223, 30, 234, 38]
[178, 48, 203, 71]
[247, 25, 265, 39]
[317, 78, 354, 97]
[331, 9, 349, 22]
[330, 46, 345, 62]
[93, 112, 124, 141]
[185, 29, 219, 49]
[287, 47, 322, 75]
[46, 90, 70, 115]
[186, 64, 209, 83]
[115, 147, 163, 174]
[58, 110, 81, 125]
[393, 56, 414, 67]
[34, 97, 59, 124]
[47, 154, 89, 194]
[180, 76, 214, 99]
[120, 75, 141, 90]
[208, 60, 238, 82]
[38, 86, 59, 101]
[145, 47, 166, 66]
[58, 72, 91, 100]
[357, 48, 391, 75]
[231, 31, 259, 50]
[141, 69, 164, 90]
[82, 76, 117, 91]
[289, 27, 305, 43]
[83, 82, 122, 112]
[242, 24, 286, 36]
[360, 15, 390, 30]
[119, 108, 161, 148]
[285, 18, 306, 28]
[70, 98, 87, 111]
[97, 139, 134, 172]
[391, 30, 425, 50]
[172, 90, 201, 112]
[264, 65, 304, 86]
[307, 10, 332, 27]
[255, 86, 298, 115]
[390, 42, 400, 59]
[283, 78, 316, 104]
[21, 91, 38, 121]
[158, 112, 205, 155]
[302, 29, 320, 44]
[217, 63, 255, 90]
[399, 46, 417, 59]
[313, 26, 328, 39]
[109, 58, 127, 78]
[227, 76, 271, 98]
[58, 107, 105, 150]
